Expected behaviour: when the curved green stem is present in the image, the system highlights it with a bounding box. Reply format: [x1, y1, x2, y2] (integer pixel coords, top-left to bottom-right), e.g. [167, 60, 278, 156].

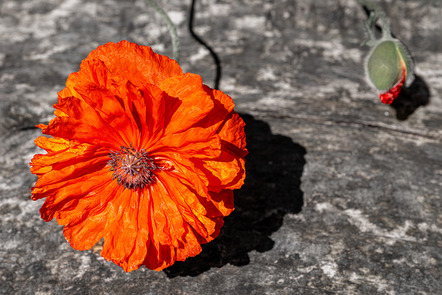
[146, 0, 180, 63]
[357, 0, 391, 40]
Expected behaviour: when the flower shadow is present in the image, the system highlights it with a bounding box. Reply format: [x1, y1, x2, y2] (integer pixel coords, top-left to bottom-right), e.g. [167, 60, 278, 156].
[164, 113, 306, 277]
[390, 74, 430, 121]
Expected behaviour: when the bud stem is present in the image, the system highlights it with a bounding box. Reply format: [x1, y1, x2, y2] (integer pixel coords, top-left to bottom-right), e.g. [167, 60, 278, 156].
[357, 0, 392, 42]
[146, 0, 180, 63]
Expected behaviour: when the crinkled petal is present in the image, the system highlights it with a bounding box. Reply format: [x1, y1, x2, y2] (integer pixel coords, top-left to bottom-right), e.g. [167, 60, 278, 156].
[42, 96, 126, 148]
[159, 73, 215, 135]
[151, 128, 222, 160]
[65, 59, 141, 145]
[123, 82, 181, 149]
[35, 168, 111, 222]
[218, 112, 247, 155]
[196, 155, 246, 192]
[62, 180, 120, 250]
[31, 142, 109, 189]
[155, 152, 211, 196]
[85, 40, 183, 87]
[100, 188, 150, 272]
[156, 174, 212, 238]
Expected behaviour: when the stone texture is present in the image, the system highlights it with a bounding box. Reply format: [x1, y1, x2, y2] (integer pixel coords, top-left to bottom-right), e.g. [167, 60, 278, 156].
[0, 0, 441, 294]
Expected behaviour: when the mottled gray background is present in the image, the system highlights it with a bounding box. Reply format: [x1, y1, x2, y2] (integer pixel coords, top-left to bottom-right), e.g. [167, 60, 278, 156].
[0, 0, 441, 294]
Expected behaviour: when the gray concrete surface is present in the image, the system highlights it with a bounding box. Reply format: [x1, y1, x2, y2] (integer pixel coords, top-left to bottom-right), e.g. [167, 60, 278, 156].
[0, 0, 441, 294]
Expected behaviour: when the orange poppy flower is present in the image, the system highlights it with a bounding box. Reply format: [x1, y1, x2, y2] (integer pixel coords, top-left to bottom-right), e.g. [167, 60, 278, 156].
[30, 40, 247, 272]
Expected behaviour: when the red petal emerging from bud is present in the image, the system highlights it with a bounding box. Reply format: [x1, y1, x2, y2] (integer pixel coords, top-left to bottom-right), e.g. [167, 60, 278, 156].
[379, 64, 406, 105]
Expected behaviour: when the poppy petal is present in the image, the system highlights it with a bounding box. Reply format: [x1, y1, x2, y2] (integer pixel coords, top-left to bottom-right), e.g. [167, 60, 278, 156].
[160, 73, 215, 135]
[100, 188, 150, 272]
[61, 181, 119, 250]
[43, 96, 127, 148]
[86, 40, 183, 87]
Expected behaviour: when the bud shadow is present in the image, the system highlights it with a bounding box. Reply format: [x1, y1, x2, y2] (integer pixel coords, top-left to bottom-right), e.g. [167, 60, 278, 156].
[390, 74, 430, 121]
[164, 113, 306, 277]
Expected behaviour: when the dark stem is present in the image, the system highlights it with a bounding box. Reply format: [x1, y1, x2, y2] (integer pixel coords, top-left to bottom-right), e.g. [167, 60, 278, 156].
[189, 0, 221, 89]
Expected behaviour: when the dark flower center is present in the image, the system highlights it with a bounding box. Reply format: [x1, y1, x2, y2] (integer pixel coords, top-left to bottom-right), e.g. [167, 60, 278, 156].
[108, 145, 158, 190]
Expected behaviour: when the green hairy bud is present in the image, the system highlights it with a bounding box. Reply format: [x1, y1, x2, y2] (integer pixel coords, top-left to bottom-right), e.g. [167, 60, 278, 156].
[365, 39, 414, 92]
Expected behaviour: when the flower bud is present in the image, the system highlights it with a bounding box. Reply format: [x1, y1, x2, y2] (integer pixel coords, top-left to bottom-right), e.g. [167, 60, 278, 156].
[365, 39, 414, 104]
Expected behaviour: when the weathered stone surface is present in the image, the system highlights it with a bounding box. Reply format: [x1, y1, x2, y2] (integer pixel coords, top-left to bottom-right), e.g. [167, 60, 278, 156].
[0, 0, 441, 294]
